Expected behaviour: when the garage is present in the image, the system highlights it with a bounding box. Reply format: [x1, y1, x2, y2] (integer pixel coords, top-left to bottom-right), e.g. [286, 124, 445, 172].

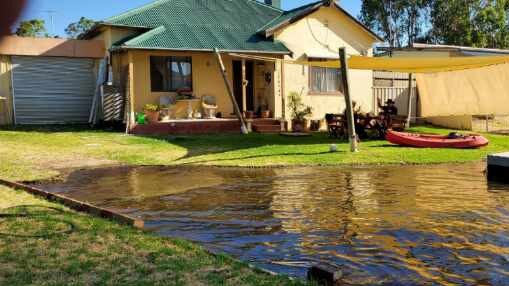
[12, 56, 96, 124]
[0, 36, 105, 125]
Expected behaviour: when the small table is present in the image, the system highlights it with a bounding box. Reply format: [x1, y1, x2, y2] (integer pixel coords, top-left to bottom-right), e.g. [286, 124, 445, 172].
[176, 99, 200, 119]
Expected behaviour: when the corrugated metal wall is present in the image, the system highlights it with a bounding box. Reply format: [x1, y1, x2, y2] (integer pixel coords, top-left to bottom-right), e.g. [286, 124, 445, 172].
[11, 56, 95, 124]
[0, 56, 13, 125]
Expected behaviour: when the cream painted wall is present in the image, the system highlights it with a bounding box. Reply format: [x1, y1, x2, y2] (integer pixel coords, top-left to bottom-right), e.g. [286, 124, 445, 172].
[128, 49, 278, 118]
[275, 6, 378, 121]
[0, 56, 13, 125]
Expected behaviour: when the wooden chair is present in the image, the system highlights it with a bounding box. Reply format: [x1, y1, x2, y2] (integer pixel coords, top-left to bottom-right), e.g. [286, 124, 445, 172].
[325, 114, 347, 139]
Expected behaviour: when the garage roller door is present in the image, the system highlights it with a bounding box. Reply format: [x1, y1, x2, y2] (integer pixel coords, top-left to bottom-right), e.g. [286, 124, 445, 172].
[12, 56, 95, 124]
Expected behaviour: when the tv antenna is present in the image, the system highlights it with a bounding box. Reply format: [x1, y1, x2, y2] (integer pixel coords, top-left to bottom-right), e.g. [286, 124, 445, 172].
[43, 10, 57, 36]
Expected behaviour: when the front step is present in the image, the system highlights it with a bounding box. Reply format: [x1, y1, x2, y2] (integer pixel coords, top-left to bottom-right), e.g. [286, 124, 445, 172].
[252, 124, 281, 133]
[251, 119, 282, 133]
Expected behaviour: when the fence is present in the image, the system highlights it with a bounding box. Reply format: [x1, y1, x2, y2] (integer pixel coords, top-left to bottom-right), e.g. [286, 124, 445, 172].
[472, 115, 509, 133]
[372, 71, 418, 122]
[372, 86, 418, 118]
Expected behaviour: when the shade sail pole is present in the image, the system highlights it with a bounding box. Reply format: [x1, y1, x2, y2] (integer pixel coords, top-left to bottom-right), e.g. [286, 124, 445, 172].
[214, 48, 249, 134]
[339, 47, 358, 152]
[406, 73, 413, 128]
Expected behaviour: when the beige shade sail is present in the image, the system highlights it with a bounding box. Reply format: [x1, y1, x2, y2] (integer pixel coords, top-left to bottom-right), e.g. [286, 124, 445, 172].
[416, 63, 509, 117]
[288, 55, 509, 73]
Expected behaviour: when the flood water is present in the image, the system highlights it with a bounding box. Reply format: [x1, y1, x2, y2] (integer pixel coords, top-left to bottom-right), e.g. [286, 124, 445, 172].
[41, 163, 509, 285]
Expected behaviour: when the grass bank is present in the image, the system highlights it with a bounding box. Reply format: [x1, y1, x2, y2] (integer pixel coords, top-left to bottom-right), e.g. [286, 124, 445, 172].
[0, 125, 507, 182]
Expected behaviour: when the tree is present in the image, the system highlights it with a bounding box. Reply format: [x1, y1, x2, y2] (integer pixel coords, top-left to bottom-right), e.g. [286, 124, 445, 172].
[429, 0, 509, 48]
[65, 17, 95, 39]
[15, 19, 47, 37]
[360, 0, 431, 47]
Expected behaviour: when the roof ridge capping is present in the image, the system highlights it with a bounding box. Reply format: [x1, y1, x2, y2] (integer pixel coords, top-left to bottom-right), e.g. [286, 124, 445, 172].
[104, 0, 170, 24]
[250, 0, 284, 12]
[123, 25, 167, 47]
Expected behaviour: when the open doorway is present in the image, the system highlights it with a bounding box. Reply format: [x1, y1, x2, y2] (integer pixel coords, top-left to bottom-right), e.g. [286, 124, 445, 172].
[233, 60, 254, 113]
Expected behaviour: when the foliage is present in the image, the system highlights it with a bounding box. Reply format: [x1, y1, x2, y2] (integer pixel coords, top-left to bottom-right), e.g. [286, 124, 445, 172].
[14, 19, 47, 38]
[360, 0, 431, 47]
[65, 17, 95, 39]
[287, 91, 312, 122]
[361, 0, 509, 49]
[143, 104, 160, 112]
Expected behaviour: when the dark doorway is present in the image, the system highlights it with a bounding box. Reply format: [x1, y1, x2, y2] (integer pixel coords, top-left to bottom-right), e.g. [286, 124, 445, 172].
[233, 60, 254, 113]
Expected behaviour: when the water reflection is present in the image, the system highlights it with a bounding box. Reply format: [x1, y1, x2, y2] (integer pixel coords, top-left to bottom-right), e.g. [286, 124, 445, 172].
[42, 163, 509, 285]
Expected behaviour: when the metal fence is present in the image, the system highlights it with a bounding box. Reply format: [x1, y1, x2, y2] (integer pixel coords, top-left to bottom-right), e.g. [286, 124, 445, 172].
[372, 86, 418, 118]
[472, 115, 509, 133]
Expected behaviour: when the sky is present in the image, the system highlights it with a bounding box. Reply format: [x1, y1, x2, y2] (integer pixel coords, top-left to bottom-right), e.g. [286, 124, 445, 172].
[17, 0, 362, 37]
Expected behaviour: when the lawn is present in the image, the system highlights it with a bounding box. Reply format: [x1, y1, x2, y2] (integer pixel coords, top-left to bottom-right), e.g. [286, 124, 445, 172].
[0, 125, 507, 285]
[0, 125, 507, 182]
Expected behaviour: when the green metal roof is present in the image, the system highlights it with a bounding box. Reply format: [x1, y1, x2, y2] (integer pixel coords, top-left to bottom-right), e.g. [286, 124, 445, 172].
[105, 0, 291, 54]
[102, 0, 381, 53]
[256, 1, 323, 36]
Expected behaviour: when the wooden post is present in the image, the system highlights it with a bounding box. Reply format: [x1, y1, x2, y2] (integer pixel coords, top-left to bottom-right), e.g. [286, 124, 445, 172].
[214, 48, 248, 134]
[241, 59, 247, 112]
[339, 47, 358, 152]
[406, 73, 413, 128]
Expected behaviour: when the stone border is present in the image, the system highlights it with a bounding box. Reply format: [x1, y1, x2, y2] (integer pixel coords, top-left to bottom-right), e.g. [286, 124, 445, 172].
[0, 179, 144, 229]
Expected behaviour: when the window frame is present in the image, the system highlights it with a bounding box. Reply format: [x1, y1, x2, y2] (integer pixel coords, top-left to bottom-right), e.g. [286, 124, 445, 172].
[307, 60, 344, 96]
[150, 56, 193, 93]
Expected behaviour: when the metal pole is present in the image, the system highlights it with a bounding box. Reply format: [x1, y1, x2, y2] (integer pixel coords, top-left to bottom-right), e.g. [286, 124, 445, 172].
[214, 48, 249, 134]
[406, 73, 413, 128]
[338, 48, 358, 152]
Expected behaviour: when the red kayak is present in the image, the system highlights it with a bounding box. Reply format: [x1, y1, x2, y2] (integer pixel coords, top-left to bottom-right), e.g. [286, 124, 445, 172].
[386, 130, 489, 148]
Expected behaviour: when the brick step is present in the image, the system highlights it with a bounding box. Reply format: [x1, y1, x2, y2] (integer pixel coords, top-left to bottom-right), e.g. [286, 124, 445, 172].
[252, 119, 280, 125]
[252, 124, 282, 133]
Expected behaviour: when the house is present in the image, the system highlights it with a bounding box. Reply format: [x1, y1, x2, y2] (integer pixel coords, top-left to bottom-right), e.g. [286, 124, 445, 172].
[0, 36, 105, 125]
[378, 43, 509, 132]
[82, 0, 382, 134]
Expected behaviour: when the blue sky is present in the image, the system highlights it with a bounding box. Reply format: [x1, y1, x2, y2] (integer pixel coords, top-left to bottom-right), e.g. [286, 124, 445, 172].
[18, 0, 362, 37]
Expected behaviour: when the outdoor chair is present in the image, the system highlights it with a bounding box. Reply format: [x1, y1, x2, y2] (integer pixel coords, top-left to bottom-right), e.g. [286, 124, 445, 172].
[325, 114, 347, 139]
[160, 95, 176, 120]
[202, 95, 218, 119]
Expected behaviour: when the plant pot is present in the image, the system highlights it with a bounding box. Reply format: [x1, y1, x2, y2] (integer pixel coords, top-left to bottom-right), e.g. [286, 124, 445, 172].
[144, 110, 160, 123]
[292, 119, 305, 133]
[244, 111, 254, 119]
[260, 110, 271, 119]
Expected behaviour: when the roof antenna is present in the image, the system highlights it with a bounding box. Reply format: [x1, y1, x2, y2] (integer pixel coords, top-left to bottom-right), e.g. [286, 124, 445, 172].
[43, 10, 57, 36]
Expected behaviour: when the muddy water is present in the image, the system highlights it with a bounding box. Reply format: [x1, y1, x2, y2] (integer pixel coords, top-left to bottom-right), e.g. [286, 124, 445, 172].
[42, 163, 509, 285]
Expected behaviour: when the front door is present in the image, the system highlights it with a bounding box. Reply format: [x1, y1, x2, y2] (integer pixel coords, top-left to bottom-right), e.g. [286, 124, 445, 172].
[233, 60, 254, 113]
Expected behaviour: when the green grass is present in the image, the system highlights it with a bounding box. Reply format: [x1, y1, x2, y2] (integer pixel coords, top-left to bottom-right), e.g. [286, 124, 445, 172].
[0, 125, 507, 285]
[0, 125, 507, 182]
[0, 186, 306, 286]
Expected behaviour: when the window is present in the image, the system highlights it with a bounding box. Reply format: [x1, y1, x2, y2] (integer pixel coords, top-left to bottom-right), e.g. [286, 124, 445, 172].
[150, 56, 192, 92]
[309, 66, 343, 94]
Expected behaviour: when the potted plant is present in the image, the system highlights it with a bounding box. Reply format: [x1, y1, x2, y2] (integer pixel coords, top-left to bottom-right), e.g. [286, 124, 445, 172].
[260, 103, 271, 119]
[287, 91, 312, 132]
[143, 104, 161, 123]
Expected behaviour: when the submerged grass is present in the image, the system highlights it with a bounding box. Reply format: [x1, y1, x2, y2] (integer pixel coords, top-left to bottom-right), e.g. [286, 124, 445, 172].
[0, 186, 306, 286]
[0, 125, 506, 285]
